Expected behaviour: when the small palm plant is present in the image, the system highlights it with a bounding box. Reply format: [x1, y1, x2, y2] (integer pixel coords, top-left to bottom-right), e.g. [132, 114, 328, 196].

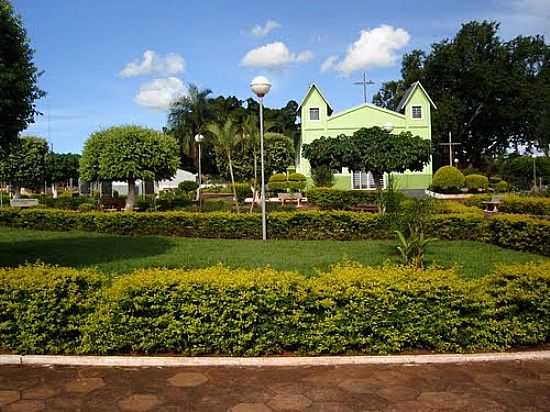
[394, 223, 437, 269]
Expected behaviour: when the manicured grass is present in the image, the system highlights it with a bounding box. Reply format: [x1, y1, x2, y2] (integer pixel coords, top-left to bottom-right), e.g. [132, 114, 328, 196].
[0, 228, 547, 278]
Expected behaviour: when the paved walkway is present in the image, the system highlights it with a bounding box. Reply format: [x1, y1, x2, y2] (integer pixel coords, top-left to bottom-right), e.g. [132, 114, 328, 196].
[0, 360, 550, 411]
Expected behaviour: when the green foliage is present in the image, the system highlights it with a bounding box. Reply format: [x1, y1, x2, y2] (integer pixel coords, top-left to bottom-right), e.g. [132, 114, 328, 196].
[395, 224, 437, 269]
[178, 180, 198, 193]
[311, 165, 334, 187]
[78, 203, 95, 212]
[2, 262, 550, 355]
[156, 189, 192, 211]
[495, 180, 509, 193]
[497, 155, 550, 190]
[38, 194, 95, 210]
[287, 173, 306, 192]
[0, 264, 104, 354]
[303, 127, 432, 183]
[0, 0, 46, 147]
[268, 173, 288, 192]
[432, 166, 465, 193]
[307, 188, 405, 211]
[466, 194, 550, 216]
[373, 21, 550, 167]
[0, 136, 48, 193]
[464, 174, 489, 192]
[46, 152, 80, 185]
[489, 214, 550, 256]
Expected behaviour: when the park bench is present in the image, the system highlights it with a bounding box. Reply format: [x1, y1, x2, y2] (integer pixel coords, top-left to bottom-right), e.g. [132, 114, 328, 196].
[277, 193, 307, 207]
[482, 198, 501, 218]
[9, 198, 39, 208]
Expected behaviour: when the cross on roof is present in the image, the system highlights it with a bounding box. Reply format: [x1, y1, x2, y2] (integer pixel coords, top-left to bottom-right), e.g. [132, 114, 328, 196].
[353, 72, 375, 104]
[439, 132, 461, 166]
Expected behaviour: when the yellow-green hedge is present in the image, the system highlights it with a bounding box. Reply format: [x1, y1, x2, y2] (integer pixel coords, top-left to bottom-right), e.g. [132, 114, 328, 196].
[2, 263, 550, 355]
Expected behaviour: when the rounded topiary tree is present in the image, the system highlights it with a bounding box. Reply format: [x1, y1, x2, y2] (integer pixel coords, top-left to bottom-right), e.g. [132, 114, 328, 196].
[287, 172, 306, 192]
[464, 174, 489, 192]
[432, 166, 465, 193]
[495, 180, 509, 193]
[81, 125, 179, 210]
[0, 135, 48, 198]
[268, 173, 288, 192]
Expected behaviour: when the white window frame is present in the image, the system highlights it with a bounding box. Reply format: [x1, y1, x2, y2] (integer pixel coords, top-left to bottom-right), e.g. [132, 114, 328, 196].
[309, 107, 320, 121]
[350, 170, 385, 190]
[411, 105, 422, 119]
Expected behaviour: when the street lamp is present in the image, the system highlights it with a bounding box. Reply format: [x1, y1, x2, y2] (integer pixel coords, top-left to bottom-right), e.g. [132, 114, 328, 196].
[194, 134, 205, 203]
[250, 76, 272, 241]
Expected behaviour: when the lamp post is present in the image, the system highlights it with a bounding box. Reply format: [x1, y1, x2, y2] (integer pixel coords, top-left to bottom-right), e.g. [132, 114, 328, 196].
[194, 134, 205, 204]
[250, 76, 272, 241]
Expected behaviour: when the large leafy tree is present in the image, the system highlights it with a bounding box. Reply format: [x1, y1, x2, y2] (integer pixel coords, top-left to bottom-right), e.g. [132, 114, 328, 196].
[0, 135, 48, 197]
[303, 127, 431, 188]
[46, 152, 80, 188]
[0, 0, 45, 148]
[80, 126, 179, 210]
[373, 21, 550, 167]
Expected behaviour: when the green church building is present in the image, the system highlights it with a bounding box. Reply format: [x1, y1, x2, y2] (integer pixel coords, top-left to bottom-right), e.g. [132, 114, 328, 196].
[297, 82, 437, 190]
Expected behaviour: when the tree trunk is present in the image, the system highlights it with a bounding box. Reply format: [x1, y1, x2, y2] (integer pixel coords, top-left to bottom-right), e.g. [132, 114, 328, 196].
[126, 178, 136, 211]
[228, 154, 240, 213]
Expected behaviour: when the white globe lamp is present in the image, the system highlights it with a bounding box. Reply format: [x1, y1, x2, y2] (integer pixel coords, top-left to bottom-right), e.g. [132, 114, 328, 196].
[250, 76, 272, 98]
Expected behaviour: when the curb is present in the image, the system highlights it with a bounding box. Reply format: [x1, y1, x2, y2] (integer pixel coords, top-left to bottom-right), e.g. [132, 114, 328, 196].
[1, 351, 550, 368]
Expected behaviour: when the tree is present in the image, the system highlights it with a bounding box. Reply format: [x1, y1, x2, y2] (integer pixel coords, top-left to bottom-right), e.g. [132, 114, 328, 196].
[0, 0, 45, 149]
[303, 127, 431, 188]
[373, 21, 550, 168]
[0, 135, 48, 197]
[167, 84, 213, 171]
[207, 118, 241, 211]
[80, 126, 179, 210]
[46, 152, 80, 196]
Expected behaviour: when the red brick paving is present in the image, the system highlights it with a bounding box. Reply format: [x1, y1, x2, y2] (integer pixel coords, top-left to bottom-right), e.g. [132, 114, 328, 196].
[0, 360, 550, 411]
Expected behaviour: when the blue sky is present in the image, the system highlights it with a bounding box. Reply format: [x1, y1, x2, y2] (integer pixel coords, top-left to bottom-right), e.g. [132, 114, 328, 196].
[13, 0, 550, 153]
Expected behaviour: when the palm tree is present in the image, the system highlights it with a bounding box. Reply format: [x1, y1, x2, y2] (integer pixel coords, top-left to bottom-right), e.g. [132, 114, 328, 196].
[167, 84, 212, 170]
[207, 117, 240, 212]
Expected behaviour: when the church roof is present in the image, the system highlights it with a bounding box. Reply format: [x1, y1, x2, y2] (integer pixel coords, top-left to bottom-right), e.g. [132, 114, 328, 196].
[396, 81, 438, 112]
[297, 83, 334, 115]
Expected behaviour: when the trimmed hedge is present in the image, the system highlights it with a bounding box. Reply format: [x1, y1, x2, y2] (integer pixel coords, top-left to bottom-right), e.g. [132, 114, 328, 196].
[1, 263, 550, 355]
[307, 188, 378, 210]
[465, 194, 550, 216]
[0, 208, 549, 255]
[432, 166, 465, 193]
[464, 174, 489, 192]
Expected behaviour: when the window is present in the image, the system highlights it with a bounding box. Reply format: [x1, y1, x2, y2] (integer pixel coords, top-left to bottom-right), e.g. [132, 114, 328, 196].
[309, 107, 320, 121]
[352, 170, 378, 190]
[412, 105, 422, 119]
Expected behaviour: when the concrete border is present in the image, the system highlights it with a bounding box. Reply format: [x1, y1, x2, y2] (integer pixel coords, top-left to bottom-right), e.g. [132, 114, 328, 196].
[0, 351, 549, 368]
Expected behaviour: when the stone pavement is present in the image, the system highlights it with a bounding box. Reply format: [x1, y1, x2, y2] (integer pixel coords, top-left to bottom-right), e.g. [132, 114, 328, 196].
[1, 360, 550, 411]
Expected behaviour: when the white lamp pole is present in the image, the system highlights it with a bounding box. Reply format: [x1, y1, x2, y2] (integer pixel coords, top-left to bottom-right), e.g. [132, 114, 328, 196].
[194, 134, 205, 203]
[250, 76, 272, 241]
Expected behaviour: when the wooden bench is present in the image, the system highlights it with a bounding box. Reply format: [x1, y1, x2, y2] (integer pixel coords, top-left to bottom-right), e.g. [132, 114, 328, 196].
[10, 198, 39, 208]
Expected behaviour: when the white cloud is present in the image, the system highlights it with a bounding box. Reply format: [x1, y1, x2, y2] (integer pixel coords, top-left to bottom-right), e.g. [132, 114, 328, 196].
[321, 25, 410, 75]
[120, 50, 185, 77]
[134, 77, 187, 111]
[241, 42, 314, 70]
[498, 0, 550, 37]
[251, 20, 281, 37]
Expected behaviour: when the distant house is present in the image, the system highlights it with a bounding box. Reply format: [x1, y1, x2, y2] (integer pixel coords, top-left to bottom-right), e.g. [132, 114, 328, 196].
[297, 82, 437, 190]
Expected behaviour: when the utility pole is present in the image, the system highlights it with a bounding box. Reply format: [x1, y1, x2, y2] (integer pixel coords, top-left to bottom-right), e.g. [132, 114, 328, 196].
[439, 132, 461, 166]
[353, 72, 374, 104]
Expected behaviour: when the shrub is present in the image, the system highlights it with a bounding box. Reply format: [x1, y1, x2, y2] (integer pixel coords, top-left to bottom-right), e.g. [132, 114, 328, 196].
[311, 165, 334, 187]
[498, 195, 550, 216]
[0, 265, 105, 354]
[464, 174, 489, 192]
[2, 262, 550, 355]
[268, 173, 288, 192]
[287, 173, 306, 192]
[156, 189, 192, 211]
[307, 188, 377, 210]
[489, 214, 550, 256]
[495, 180, 509, 193]
[78, 203, 95, 212]
[232, 183, 251, 202]
[178, 181, 199, 193]
[432, 166, 465, 193]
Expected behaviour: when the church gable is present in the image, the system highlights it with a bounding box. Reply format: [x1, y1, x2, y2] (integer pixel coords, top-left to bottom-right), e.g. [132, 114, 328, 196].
[327, 102, 406, 130]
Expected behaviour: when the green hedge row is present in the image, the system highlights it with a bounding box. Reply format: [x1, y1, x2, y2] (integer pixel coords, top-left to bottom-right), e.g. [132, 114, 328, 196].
[465, 194, 550, 216]
[307, 188, 381, 210]
[1, 208, 549, 255]
[2, 263, 549, 355]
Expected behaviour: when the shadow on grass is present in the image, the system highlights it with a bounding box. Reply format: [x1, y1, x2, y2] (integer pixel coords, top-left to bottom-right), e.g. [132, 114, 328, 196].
[0, 235, 174, 269]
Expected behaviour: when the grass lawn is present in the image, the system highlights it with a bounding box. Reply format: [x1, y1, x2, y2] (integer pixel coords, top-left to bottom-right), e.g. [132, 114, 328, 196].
[0, 228, 547, 278]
